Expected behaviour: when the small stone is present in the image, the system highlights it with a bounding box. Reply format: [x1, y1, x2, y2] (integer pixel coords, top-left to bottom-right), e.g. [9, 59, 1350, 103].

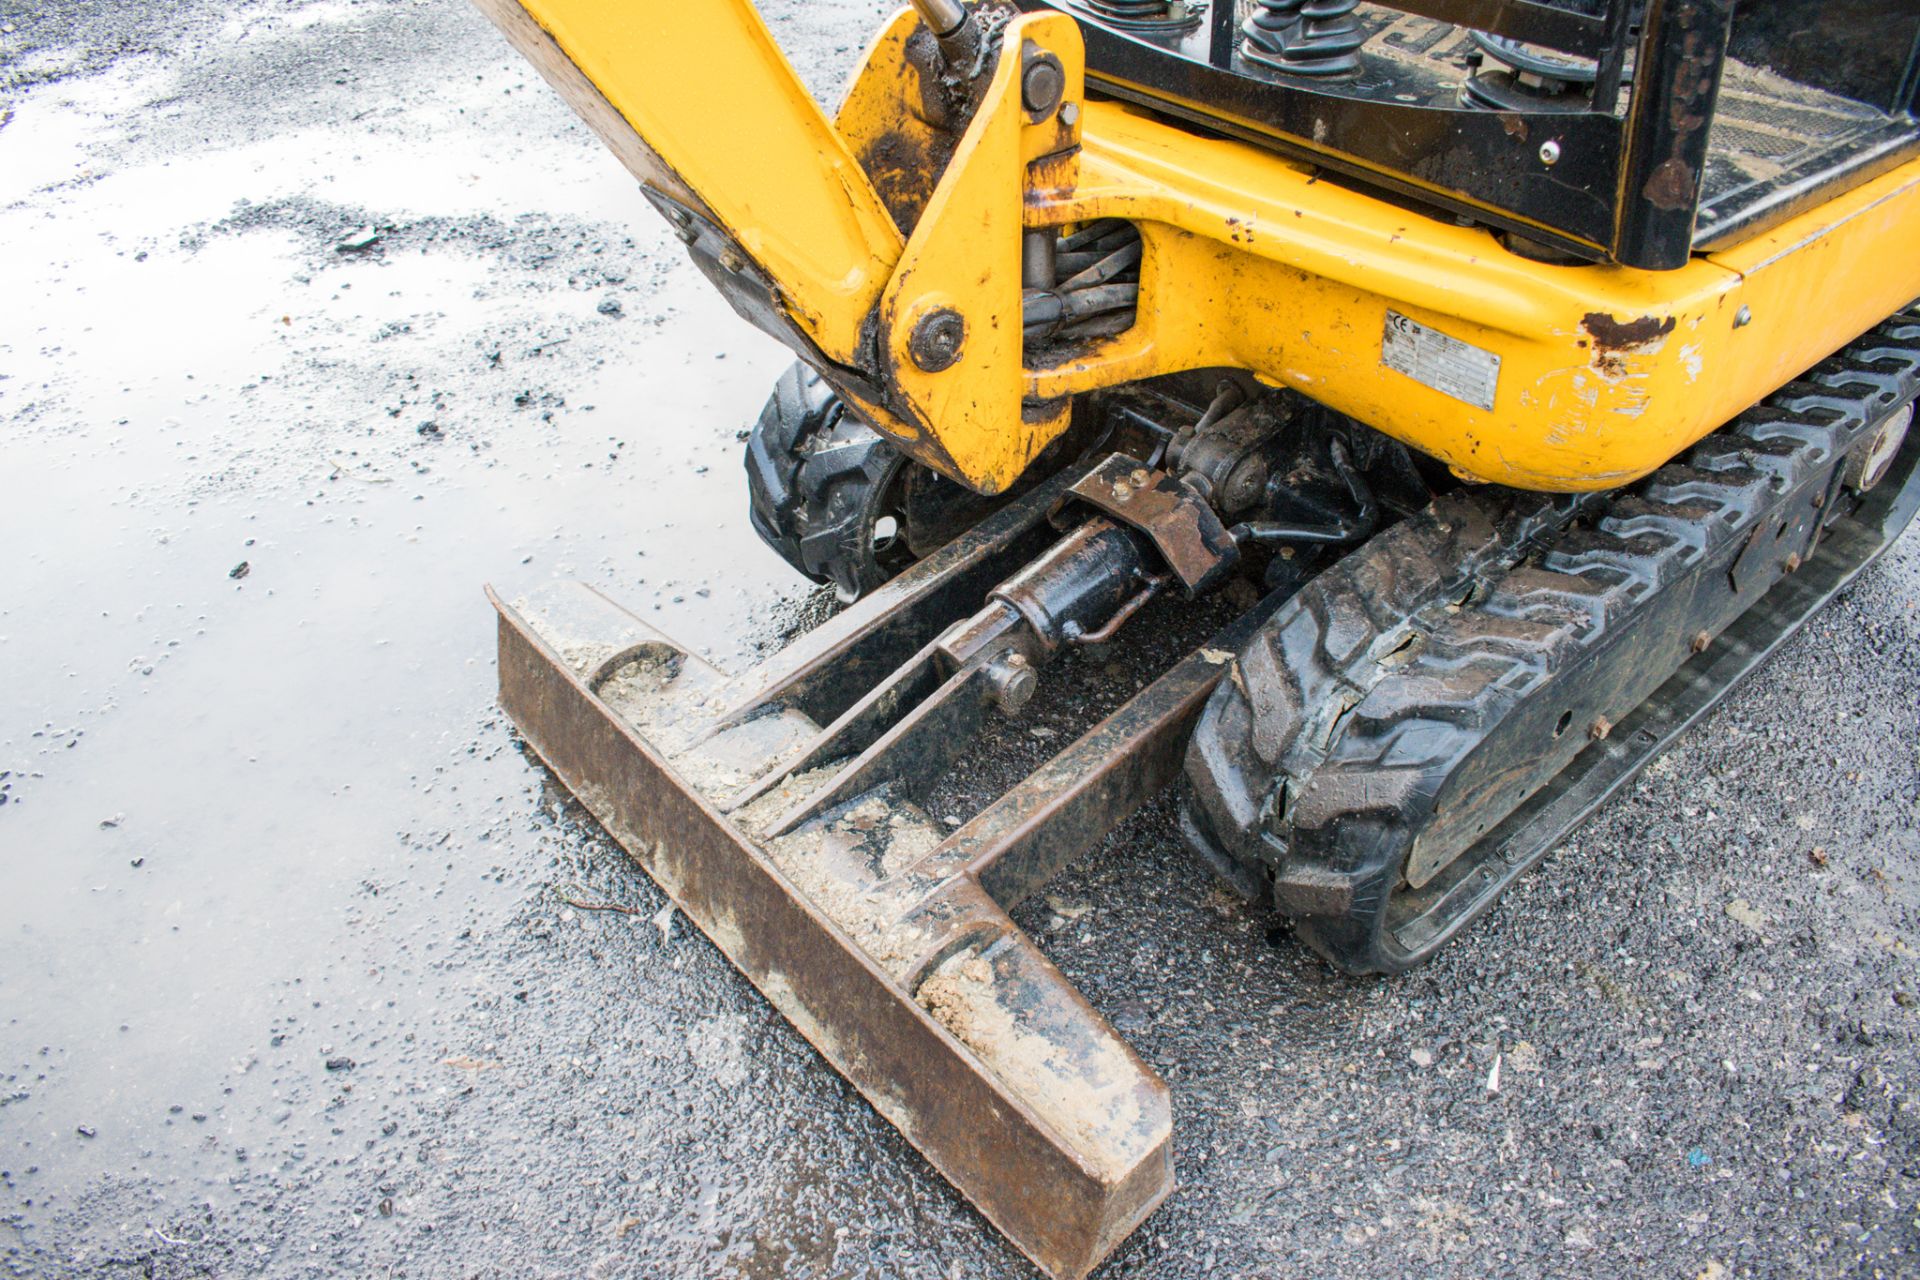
[99, 815, 122, 829]
[1410, 1047, 1434, 1068]
[1724, 898, 1767, 934]
[336, 226, 380, 252]
[596, 296, 624, 317]
[75, 1125, 96, 1139]
[324, 1056, 354, 1072]
[229, 560, 251, 580]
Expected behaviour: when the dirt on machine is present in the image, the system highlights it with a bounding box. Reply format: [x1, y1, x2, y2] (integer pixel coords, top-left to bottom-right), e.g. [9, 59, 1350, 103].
[471, 0, 1920, 1273]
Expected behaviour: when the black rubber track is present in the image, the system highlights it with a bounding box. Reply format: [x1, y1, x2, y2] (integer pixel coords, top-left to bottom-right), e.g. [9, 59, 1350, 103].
[1185, 306, 1920, 974]
[744, 361, 911, 602]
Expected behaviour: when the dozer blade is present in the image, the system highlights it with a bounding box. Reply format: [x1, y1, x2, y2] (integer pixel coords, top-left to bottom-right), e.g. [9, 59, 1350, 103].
[488, 470, 1273, 1278]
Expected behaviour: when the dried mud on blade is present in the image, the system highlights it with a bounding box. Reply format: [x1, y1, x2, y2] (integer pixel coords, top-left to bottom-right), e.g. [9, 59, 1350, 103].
[486, 476, 1271, 1278]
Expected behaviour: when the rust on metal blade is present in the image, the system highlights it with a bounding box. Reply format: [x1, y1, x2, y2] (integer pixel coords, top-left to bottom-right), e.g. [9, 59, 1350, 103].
[489, 582, 1173, 1280]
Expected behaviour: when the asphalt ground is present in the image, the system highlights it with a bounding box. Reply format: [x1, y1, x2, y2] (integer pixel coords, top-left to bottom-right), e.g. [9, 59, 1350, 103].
[2, 3, 1917, 1277]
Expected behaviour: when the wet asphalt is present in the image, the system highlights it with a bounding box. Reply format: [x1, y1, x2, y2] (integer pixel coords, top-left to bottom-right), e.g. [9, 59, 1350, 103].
[2, 3, 1917, 1278]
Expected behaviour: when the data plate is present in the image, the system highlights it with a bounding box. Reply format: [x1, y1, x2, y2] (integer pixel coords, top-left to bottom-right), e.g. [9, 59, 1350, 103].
[1381, 311, 1501, 410]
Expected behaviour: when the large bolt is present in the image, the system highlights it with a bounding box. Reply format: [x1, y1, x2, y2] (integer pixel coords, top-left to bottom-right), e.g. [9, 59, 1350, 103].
[1022, 51, 1064, 117]
[986, 651, 1037, 714]
[908, 309, 966, 372]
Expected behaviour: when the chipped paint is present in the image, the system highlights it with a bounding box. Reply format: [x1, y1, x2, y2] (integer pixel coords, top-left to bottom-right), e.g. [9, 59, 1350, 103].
[1679, 342, 1704, 383]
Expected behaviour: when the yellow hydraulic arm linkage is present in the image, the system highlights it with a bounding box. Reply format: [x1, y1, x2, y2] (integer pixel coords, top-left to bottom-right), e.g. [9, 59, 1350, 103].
[477, 0, 1920, 497]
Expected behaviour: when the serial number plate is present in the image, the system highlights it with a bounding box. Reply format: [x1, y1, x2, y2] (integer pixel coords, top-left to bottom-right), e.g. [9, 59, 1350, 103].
[1381, 311, 1500, 411]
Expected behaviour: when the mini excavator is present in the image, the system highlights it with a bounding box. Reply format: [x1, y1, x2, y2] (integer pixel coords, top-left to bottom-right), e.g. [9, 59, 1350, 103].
[473, 1, 1920, 1273]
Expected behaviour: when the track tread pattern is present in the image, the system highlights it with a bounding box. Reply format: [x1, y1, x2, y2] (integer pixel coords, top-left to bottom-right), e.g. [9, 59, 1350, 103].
[744, 361, 908, 601]
[1186, 306, 1920, 972]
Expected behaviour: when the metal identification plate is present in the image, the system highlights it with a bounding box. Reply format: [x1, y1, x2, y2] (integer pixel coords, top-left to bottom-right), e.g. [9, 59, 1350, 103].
[1381, 311, 1501, 410]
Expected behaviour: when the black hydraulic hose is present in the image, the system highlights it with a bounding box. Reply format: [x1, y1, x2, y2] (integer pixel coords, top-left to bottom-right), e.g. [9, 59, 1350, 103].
[1057, 239, 1142, 293]
[1022, 283, 1138, 338]
[1229, 437, 1379, 547]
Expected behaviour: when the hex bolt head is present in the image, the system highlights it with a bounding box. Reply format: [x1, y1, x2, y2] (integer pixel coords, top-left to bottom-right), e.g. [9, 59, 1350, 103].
[1129, 468, 1151, 487]
[1691, 629, 1712, 653]
[908, 309, 966, 372]
[1734, 305, 1753, 328]
[1539, 140, 1561, 166]
[1112, 482, 1133, 503]
[1022, 55, 1065, 118]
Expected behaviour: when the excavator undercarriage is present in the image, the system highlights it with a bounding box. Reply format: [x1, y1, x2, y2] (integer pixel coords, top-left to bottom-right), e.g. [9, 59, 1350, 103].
[473, 0, 1920, 1273]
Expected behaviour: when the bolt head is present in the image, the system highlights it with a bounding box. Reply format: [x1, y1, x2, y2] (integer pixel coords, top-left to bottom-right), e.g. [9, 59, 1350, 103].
[1022, 56, 1064, 117]
[1129, 468, 1151, 486]
[1734, 305, 1753, 328]
[907, 309, 966, 373]
[1111, 482, 1132, 503]
[987, 653, 1037, 715]
[1539, 140, 1561, 166]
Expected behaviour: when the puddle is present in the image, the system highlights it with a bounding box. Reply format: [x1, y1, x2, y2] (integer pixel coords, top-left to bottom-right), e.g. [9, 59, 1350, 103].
[0, 4, 853, 1266]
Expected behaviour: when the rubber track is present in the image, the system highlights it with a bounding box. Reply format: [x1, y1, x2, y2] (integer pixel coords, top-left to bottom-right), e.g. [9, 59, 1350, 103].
[744, 361, 908, 601]
[1185, 305, 1920, 973]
